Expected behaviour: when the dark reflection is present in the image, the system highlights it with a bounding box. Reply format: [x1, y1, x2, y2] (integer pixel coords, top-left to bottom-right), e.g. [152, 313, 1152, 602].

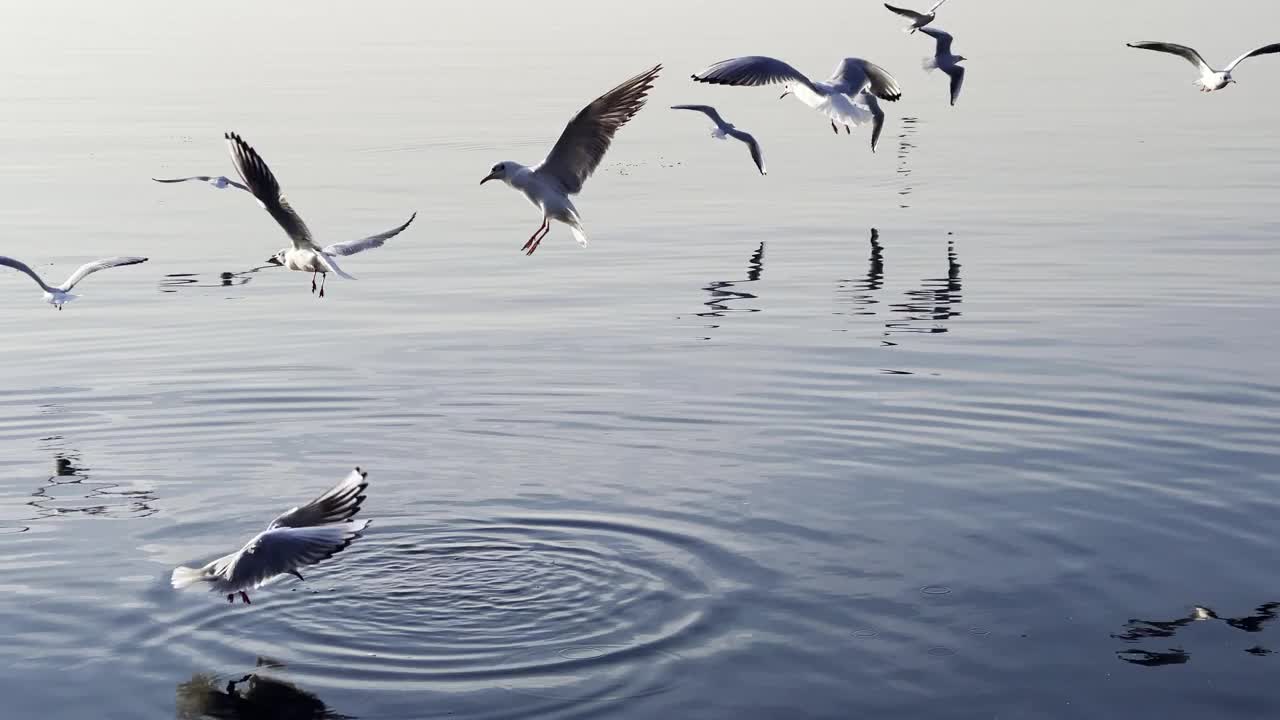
[836, 228, 884, 316]
[177, 660, 352, 720]
[1113, 604, 1280, 665]
[160, 264, 274, 293]
[896, 117, 919, 208]
[885, 241, 962, 335]
[689, 242, 765, 339]
[27, 438, 157, 519]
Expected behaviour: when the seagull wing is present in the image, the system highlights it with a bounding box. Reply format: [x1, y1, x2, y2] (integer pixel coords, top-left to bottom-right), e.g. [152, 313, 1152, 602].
[152, 175, 250, 192]
[884, 3, 927, 21]
[213, 521, 369, 590]
[1224, 43, 1280, 72]
[0, 256, 54, 292]
[322, 213, 417, 257]
[533, 64, 661, 195]
[1126, 42, 1213, 74]
[857, 93, 886, 152]
[315, 252, 356, 280]
[945, 65, 966, 105]
[225, 132, 318, 251]
[692, 56, 818, 93]
[726, 128, 766, 175]
[671, 104, 730, 130]
[269, 467, 369, 529]
[58, 257, 148, 291]
[928, 0, 950, 12]
[830, 58, 902, 101]
[920, 27, 955, 57]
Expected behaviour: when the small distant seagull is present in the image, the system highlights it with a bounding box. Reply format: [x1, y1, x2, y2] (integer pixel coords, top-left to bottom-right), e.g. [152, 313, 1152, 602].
[0, 255, 148, 309]
[921, 27, 967, 106]
[692, 56, 901, 136]
[481, 64, 661, 255]
[671, 105, 766, 175]
[171, 467, 371, 605]
[855, 91, 886, 153]
[1125, 41, 1280, 92]
[152, 175, 248, 192]
[884, 0, 950, 34]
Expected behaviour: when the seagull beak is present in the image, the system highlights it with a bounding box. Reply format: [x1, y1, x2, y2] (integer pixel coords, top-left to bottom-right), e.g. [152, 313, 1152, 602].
[265, 256, 282, 266]
[480, 171, 499, 185]
[778, 91, 791, 100]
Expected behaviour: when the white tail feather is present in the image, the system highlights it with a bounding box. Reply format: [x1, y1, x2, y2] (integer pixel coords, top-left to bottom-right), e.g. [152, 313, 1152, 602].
[570, 225, 588, 248]
[171, 566, 205, 589]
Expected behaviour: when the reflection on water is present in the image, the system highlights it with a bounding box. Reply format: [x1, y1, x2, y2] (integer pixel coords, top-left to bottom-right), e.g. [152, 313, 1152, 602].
[896, 117, 919, 208]
[1113, 603, 1280, 666]
[835, 228, 884, 317]
[885, 241, 962, 336]
[160, 265, 274, 293]
[27, 438, 157, 520]
[690, 242, 765, 339]
[176, 660, 352, 720]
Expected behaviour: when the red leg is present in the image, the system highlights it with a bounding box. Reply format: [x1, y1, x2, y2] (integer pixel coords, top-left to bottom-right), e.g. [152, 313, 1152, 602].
[227, 594, 234, 604]
[319, 273, 327, 298]
[311, 271, 317, 293]
[239, 591, 251, 604]
[522, 218, 549, 252]
[525, 222, 551, 255]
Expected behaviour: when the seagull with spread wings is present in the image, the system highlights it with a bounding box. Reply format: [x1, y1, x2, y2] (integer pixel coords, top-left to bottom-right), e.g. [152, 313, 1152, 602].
[171, 467, 371, 605]
[152, 175, 248, 192]
[0, 255, 148, 309]
[671, 105, 766, 175]
[884, 0, 950, 34]
[691, 56, 900, 136]
[481, 65, 661, 255]
[921, 27, 967, 106]
[1126, 41, 1280, 91]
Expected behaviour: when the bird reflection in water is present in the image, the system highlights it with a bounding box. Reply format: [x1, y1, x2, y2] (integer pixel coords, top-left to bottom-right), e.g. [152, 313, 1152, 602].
[836, 228, 884, 317]
[28, 438, 157, 519]
[692, 241, 765, 339]
[176, 660, 352, 720]
[1113, 603, 1280, 666]
[160, 264, 275, 293]
[885, 240, 961, 336]
[896, 116, 919, 208]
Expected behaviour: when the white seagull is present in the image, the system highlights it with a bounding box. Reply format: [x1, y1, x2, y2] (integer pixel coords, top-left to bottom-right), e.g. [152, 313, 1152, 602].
[691, 56, 901, 136]
[1126, 41, 1280, 92]
[855, 91, 887, 153]
[885, 0, 950, 33]
[921, 27, 967, 106]
[671, 105, 767, 175]
[481, 64, 661, 255]
[152, 175, 248, 192]
[0, 255, 148, 309]
[171, 467, 371, 605]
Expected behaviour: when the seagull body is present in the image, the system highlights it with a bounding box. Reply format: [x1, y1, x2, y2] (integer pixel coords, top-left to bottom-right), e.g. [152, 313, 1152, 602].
[482, 65, 661, 255]
[671, 105, 766, 175]
[152, 175, 248, 192]
[885, 0, 949, 33]
[0, 256, 148, 309]
[1126, 41, 1280, 91]
[855, 91, 886, 153]
[171, 467, 371, 605]
[691, 56, 900, 135]
[921, 27, 967, 106]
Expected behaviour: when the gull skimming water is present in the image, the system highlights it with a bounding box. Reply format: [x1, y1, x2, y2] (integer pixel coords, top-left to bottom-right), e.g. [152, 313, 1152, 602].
[152, 175, 248, 192]
[171, 467, 371, 605]
[0, 256, 148, 309]
[671, 105, 766, 175]
[1126, 41, 1280, 92]
[921, 27, 967, 106]
[691, 56, 901, 136]
[884, 0, 951, 34]
[481, 65, 661, 255]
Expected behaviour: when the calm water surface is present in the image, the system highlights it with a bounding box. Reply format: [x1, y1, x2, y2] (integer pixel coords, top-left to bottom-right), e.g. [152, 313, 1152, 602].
[2, 1, 1280, 718]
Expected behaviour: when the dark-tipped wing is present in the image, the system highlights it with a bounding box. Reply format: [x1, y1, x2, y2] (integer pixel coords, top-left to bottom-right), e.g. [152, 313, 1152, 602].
[322, 213, 417, 257]
[726, 128, 766, 175]
[60, 257, 149, 291]
[225, 132, 317, 250]
[945, 65, 965, 106]
[0, 256, 53, 292]
[217, 522, 369, 589]
[1126, 42, 1212, 74]
[534, 65, 661, 195]
[920, 27, 955, 57]
[884, 3, 927, 21]
[269, 467, 368, 529]
[1225, 43, 1280, 72]
[671, 104, 730, 129]
[858, 93, 886, 152]
[830, 58, 902, 101]
[692, 56, 817, 92]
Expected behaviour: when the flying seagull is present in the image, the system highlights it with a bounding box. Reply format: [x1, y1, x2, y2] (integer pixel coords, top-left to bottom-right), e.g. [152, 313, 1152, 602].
[481, 64, 661, 255]
[671, 105, 766, 175]
[1126, 41, 1280, 91]
[171, 467, 371, 605]
[855, 91, 886, 153]
[0, 255, 148, 309]
[691, 56, 900, 135]
[152, 175, 248, 191]
[884, 0, 950, 34]
[921, 27, 967, 106]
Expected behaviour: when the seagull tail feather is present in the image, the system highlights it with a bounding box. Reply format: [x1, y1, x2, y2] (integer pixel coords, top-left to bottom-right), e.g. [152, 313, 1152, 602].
[171, 566, 205, 589]
[570, 225, 589, 248]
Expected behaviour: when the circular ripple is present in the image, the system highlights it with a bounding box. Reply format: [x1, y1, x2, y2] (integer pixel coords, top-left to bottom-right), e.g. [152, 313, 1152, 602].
[851, 629, 879, 639]
[920, 585, 952, 596]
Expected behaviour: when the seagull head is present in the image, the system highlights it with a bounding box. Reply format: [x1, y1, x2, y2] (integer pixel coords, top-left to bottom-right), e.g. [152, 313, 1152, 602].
[480, 162, 510, 185]
[265, 250, 285, 266]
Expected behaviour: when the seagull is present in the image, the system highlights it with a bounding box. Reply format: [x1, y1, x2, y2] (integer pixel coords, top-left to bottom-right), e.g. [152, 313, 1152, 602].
[171, 467, 371, 605]
[481, 64, 661, 255]
[0, 256, 148, 309]
[671, 105, 766, 175]
[921, 27, 967, 106]
[152, 175, 248, 192]
[691, 56, 901, 136]
[265, 213, 416, 271]
[885, 0, 950, 33]
[855, 91, 886, 153]
[1125, 41, 1280, 92]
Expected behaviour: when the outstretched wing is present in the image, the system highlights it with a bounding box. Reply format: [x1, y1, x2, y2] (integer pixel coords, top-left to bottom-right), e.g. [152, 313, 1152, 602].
[225, 132, 317, 250]
[269, 467, 368, 529]
[0, 256, 53, 292]
[920, 27, 955, 57]
[856, 93, 886, 152]
[60, 257, 149, 291]
[322, 213, 417, 256]
[929, 0, 950, 12]
[726, 128, 766, 175]
[152, 175, 250, 192]
[534, 65, 661, 195]
[1126, 42, 1213, 74]
[884, 3, 927, 21]
[1224, 43, 1280, 72]
[216, 522, 369, 589]
[671, 104, 730, 129]
[693, 56, 817, 92]
[945, 65, 966, 106]
[830, 58, 902, 101]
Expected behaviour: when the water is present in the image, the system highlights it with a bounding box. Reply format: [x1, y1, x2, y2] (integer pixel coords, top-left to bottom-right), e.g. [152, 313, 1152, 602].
[2, 0, 1280, 717]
